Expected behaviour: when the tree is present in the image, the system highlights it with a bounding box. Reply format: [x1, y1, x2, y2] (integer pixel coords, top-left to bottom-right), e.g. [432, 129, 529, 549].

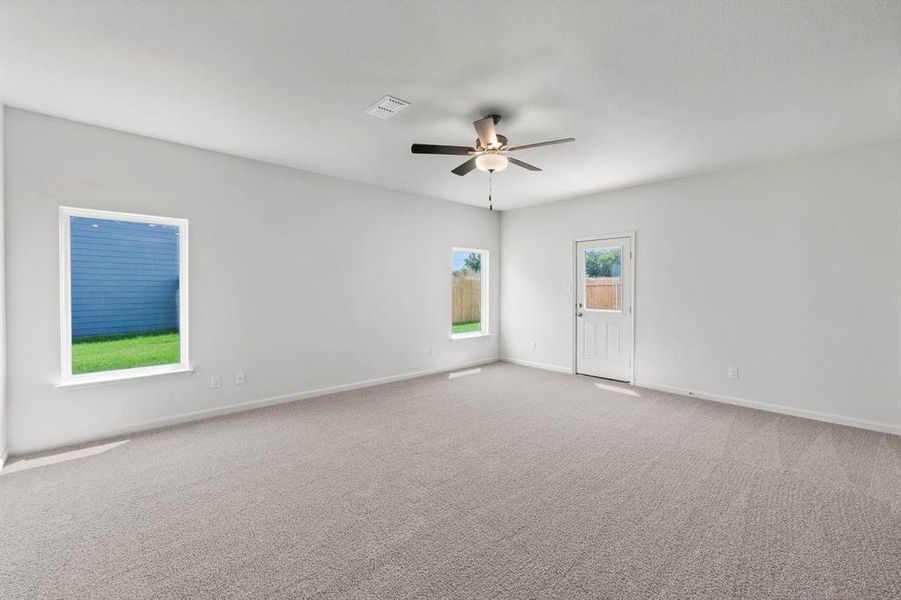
[463, 252, 481, 273]
[585, 248, 621, 277]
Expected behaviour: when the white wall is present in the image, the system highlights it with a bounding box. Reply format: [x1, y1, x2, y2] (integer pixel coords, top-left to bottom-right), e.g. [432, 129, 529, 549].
[0, 105, 7, 464]
[5, 108, 500, 453]
[501, 141, 901, 433]
[5, 106, 899, 453]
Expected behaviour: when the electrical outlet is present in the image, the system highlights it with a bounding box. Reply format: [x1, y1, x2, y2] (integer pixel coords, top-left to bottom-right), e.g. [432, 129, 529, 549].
[210, 375, 221, 389]
[235, 370, 246, 385]
[530, 341, 537, 350]
[430, 345, 436, 356]
[727, 366, 739, 380]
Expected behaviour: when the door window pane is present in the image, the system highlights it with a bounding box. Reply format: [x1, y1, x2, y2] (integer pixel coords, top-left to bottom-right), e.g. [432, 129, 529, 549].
[584, 247, 622, 311]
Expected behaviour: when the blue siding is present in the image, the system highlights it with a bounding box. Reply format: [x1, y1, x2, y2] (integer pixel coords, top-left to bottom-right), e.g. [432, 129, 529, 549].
[70, 217, 180, 338]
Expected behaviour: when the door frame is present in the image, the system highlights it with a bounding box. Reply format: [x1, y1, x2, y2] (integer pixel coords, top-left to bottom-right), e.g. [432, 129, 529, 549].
[571, 232, 636, 383]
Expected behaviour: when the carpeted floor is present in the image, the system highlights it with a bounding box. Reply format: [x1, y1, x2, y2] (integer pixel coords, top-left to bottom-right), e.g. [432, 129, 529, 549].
[2, 362, 900, 599]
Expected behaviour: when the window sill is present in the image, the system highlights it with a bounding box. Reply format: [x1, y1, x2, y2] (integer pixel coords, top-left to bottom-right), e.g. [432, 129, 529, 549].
[450, 332, 491, 341]
[55, 366, 194, 389]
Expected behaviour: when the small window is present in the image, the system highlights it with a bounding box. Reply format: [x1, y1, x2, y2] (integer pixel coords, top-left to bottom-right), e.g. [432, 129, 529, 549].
[451, 248, 488, 337]
[59, 207, 189, 385]
[584, 246, 622, 311]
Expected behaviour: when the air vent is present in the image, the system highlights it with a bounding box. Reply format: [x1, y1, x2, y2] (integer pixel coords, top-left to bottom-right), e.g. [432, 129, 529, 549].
[364, 95, 410, 119]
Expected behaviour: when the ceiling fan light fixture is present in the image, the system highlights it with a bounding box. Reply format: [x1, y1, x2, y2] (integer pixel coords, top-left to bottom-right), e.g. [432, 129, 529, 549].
[475, 153, 508, 172]
[411, 114, 573, 177]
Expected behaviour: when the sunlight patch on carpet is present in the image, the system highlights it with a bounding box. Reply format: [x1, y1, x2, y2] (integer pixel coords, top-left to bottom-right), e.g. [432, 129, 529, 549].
[595, 382, 640, 396]
[2, 440, 129, 476]
[449, 368, 482, 379]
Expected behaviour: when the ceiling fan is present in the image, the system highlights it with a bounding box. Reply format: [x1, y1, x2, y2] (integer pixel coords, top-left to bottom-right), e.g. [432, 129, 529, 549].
[411, 114, 575, 176]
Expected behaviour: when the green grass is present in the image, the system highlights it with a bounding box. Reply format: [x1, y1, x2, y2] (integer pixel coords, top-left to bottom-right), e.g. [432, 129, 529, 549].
[452, 321, 481, 334]
[72, 331, 180, 374]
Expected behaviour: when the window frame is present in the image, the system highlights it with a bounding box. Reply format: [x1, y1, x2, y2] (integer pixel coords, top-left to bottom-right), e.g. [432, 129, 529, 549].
[57, 206, 191, 387]
[450, 246, 489, 339]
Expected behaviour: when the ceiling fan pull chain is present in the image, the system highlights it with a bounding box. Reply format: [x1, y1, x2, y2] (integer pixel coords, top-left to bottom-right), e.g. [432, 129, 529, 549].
[488, 170, 493, 211]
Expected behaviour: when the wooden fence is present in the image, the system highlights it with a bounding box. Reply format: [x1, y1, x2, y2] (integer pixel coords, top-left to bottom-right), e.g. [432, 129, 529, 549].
[585, 277, 622, 310]
[452, 276, 481, 324]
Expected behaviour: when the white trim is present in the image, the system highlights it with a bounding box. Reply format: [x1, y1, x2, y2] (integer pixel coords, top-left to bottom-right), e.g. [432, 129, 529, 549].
[8, 358, 500, 457]
[58, 206, 190, 386]
[450, 332, 491, 340]
[572, 232, 636, 383]
[572, 231, 636, 243]
[500, 357, 573, 374]
[0, 449, 8, 470]
[58, 209, 70, 378]
[54, 366, 194, 389]
[634, 380, 901, 436]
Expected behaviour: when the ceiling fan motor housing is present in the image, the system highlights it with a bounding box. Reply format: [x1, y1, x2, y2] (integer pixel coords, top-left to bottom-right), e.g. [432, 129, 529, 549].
[476, 134, 507, 151]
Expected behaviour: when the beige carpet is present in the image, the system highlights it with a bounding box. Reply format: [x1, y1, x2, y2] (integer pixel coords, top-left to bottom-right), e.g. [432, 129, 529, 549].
[2, 362, 900, 599]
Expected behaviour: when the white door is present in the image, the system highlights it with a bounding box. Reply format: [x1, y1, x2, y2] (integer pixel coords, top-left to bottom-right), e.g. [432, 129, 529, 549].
[575, 237, 633, 381]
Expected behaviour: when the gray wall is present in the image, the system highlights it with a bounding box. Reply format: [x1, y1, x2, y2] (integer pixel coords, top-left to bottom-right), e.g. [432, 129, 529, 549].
[5, 108, 500, 453]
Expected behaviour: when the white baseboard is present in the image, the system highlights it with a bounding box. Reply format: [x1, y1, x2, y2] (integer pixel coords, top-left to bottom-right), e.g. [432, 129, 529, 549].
[500, 356, 573, 374]
[634, 380, 901, 436]
[7, 357, 500, 458]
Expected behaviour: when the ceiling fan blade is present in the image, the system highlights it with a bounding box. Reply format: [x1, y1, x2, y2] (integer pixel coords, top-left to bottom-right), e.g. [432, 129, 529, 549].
[473, 116, 498, 148]
[508, 157, 542, 172]
[411, 144, 475, 155]
[506, 137, 575, 152]
[451, 157, 479, 176]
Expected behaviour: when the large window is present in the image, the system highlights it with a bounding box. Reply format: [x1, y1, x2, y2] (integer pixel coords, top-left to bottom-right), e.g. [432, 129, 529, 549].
[59, 207, 189, 385]
[451, 248, 488, 338]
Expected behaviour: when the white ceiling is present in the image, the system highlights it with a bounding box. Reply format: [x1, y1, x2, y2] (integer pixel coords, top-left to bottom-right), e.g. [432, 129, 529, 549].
[2, 0, 899, 210]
